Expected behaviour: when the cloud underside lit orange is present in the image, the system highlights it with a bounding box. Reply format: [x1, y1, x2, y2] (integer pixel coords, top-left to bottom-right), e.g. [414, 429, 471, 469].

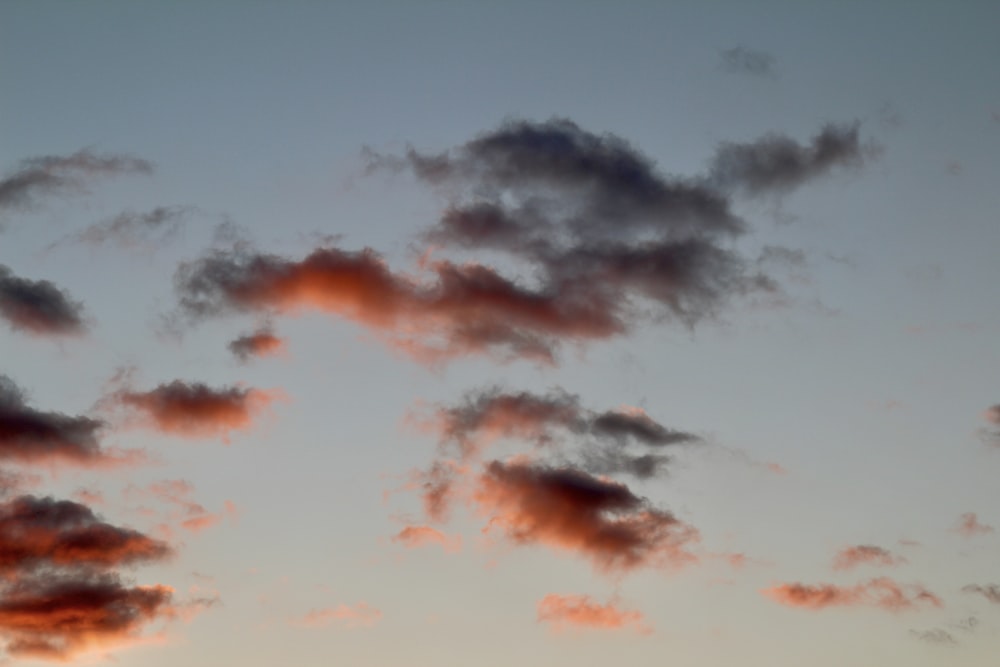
[762, 578, 942, 611]
[537, 594, 650, 633]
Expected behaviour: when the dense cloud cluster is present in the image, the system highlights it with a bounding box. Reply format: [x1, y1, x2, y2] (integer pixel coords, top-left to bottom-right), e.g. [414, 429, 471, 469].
[0, 266, 87, 336]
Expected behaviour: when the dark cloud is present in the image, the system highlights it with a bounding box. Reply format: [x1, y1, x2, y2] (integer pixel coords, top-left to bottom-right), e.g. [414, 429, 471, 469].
[962, 584, 1000, 604]
[0, 149, 153, 216]
[0, 495, 171, 575]
[708, 122, 872, 196]
[0, 265, 86, 336]
[0, 376, 133, 467]
[109, 380, 280, 441]
[227, 325, 286, 363]
[0, 572, 174, 660]
[590, 409, 699, 447]
[474, 460, 699, 573]
[56, 206, 193, 250]
[719, 46, 777, 78]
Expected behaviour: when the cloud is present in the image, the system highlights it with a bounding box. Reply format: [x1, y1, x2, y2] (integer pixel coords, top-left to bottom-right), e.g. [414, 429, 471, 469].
[227, 325, 287, 363]
[536, 594, 650, 634]
[832, 545, 907, 571]
[0, 149, 153, 217]
[762, 578, 942, 612]
[708, 122, 872, 196]
[719, 46, 777, 78]
[391, 525, 461, 553]
[0, 265, 86, 336]
[109, 380, 281, 441]
[955, 512, 993, 537]
[54, 206, 193, 250]
[293, 602, 382, 628]
[0, 572, 174, 660]
[981, 404, 1000, 447]
[0, 375, 139, 467]
[0, 495, 172, 575]
[962, 584, 1000, 604]
[136, 480, 236, 535]
[473, 460, 698, 574]
[909, 628, 957, 646]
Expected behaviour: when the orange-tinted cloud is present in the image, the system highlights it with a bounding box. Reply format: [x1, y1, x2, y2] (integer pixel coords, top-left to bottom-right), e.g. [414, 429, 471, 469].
[293, 602, 382, 628]
[762, 578, 942, 612]
[537, 594, 650, 634]
[391, 525, 461, 553]
[832, 545, 907, 571]
[473, 460, 698, 573]
[0, 375, 140, 468]
[0, 572, 174, 661]
[0, 495, 171, 575]
[228, 326, 286, 363]
[141, 480, 236, 534]
[955, 512, 993, 537]
[112, 380, 281, 441]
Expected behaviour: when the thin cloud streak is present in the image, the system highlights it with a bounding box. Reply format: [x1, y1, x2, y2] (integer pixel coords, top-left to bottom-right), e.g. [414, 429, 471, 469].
[537, 594, 650, 634]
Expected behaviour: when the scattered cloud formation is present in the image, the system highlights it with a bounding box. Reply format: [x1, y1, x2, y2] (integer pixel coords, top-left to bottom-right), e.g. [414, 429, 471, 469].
[719, 46, 776, 78]
[473, 460, 698, 574]
[832, 545, 907, 571]
[109, 380, 281, 441]
[0, 375, 138, 467]
[962, 584, 1000, 604]
[536, 594, 650, 634]
[0, 572, 174, 660]
[293, 602, 382, 628]
[708, 122, 872, 197]
[0, 265, 86, 336]
[762, 578, 942, 612]
[54, 206, 193, 250]
[228, 325, 287, 363]
[391, 525, 461, 553]
[955, 512, 993, 537]
[0, 495, 172, 574]
[0, 149, 153, 216]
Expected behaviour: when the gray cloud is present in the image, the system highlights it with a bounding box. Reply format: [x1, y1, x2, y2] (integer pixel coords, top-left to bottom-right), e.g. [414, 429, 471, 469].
[0, 265, 86, 336]
[962, 584, 1000, 604]
[720, 46, 777, 78]
[0, 149, 153, 216]
[909, 628, 957, 646]
[708, 122, 873, 196]
[56, 206, 193, 250]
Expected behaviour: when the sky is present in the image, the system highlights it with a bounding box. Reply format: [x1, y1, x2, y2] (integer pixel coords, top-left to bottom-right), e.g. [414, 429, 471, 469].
[0, 1, 999, 665]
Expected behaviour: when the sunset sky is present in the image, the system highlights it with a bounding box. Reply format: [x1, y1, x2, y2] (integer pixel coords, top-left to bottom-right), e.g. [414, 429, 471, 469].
[1, 2, 999, 665]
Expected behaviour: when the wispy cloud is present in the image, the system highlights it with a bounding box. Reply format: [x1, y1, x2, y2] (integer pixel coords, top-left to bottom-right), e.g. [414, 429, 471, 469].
[0, 265, 87, 336]
[0, 149, 153, 217]
[537, 594, 650, 634]
[391, 525, 461, 553]
[719, 46, 777, 78]
[962, 584, 1000, 604]
[832, 545, 907, 571]
[292, 602, 382, 629]
[980, 404, 1000, 447]
[955, 512, 993, 538]
[53, 206, 193, 251]
[762, 578, 942, 612]
[909, 628, 957, 646]
[228, 325, 287, 363]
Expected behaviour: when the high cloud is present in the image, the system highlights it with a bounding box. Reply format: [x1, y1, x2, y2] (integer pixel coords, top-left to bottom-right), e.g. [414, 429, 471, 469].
[0, 265, 86, 336]
[0, 495, 171, 575]
[536, 594, 650, 634]
[293, 603, 382, 628]
[762, 578, 942, 612]
[109, 380, 281, 441]
[962, 584, 1000, 604]
[228, 325, 287, 363]
[0, 149, 153, 216]
[981, 404, 1000, 447]
[473, 460, 698, 574]
[0, 572, 174, 660]
[955, 512, 993, 537]
[391, 525, 461, 553]
[0, 375, 137, 467]
[55, 206, 193, 250]
[708, 122, 871, 196]
[832, 545, 907, 571]
[719, 46, 777, 78]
